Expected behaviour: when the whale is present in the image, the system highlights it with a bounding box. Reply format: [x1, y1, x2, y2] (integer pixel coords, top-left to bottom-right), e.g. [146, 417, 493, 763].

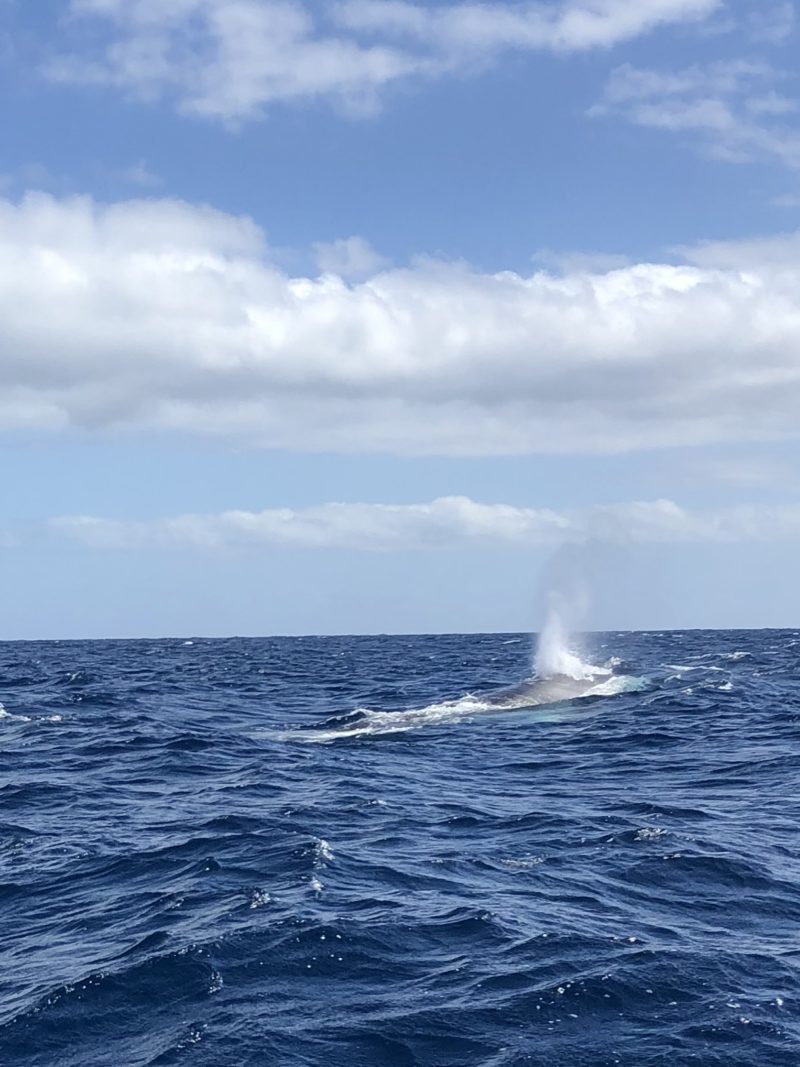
[479, 671, 615, 710]
[274, 669, 637, 743]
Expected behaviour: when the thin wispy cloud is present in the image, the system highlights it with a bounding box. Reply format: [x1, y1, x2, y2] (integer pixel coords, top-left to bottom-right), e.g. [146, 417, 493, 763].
[4, 193, 800, 456]
[42, 0, 722, 123]
[313, 236, 390, 279]
[335, 0, 720, 53]
[47, 0, 431, 122]
[51, 497, 800, 551]
[592, 58, 800, 170]
[119, 159, 162, 189]
[696, 457, 800, 490]
[747, 1, 796, 45]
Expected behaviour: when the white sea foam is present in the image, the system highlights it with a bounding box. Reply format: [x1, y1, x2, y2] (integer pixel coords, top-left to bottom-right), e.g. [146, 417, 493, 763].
[248, 889, 271, 909]
[634, 827, 667, 841]
[0, 703, 64, 725]
[314, 838, 334, 863]
[0, 704, 32, 723]
[286, 697, 491, 743]
[500, 854, 545, 869]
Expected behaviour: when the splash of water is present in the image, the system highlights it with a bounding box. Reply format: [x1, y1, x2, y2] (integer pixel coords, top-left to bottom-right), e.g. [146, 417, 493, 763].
[534, 592, 607, 681]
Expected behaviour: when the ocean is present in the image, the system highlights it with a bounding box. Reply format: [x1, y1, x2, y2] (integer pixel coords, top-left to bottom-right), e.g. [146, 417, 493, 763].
[1, 629, 799, 1066]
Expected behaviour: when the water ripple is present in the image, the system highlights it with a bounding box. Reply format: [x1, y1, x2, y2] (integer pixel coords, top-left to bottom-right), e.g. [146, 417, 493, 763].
[0, 631, 798, 1065]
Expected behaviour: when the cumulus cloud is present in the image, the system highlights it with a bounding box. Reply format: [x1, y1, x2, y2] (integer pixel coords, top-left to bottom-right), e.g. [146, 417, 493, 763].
[592, 59, 800, 170]
[51, 497, 800, 551]
[42, 0, 721, 122]
[5, 192, 800, 455]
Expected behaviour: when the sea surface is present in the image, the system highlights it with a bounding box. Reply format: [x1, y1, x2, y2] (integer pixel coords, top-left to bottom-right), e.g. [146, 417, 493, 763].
[1, 630, 799, 1066]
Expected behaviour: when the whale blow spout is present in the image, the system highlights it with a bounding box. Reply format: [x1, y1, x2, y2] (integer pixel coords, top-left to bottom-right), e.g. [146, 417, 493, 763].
[534, 591, 606, 682]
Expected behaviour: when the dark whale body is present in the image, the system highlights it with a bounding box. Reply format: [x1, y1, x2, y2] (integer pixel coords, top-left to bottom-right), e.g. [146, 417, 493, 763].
[279, 670, 624, 742]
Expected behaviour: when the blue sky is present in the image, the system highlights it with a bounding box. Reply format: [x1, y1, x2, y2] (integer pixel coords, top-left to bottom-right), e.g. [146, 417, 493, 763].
[1, 0, 800, 637]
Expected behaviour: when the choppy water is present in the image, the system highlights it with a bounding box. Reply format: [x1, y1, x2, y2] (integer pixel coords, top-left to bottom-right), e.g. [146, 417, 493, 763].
[1, 630, 799, 1066]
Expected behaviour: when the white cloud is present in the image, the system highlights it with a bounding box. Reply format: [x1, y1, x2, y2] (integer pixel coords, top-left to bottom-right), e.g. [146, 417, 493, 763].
[0, 162, 71, 195]
[51, 498, 571, 550]
[337, 0, 720, 53]
[705, 3, 798, 45]
[313, 235, 389, 278]
[43, 0, 721, 123]
[51, 496, 800, 551]
[747, 2, 796, 45]
[592, 59, 800, 170]
[5, 192, 800, 455]
[47, 0, 431, 122]
[120, 159, 162, 188]
[533, 248, 632, 273]
[696, 457, 800, 490]
[675, 229, 800, 267]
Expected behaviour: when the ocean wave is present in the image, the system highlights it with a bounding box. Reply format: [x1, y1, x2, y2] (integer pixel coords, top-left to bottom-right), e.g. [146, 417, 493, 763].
[0, 631, 798, 1066]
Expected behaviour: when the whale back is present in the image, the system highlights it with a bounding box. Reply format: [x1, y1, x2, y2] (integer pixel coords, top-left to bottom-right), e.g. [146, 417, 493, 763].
[486, 673, 607, 709]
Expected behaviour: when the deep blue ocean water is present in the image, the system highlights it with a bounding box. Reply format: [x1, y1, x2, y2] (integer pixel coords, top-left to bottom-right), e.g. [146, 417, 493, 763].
[1, 629, 799, 1066]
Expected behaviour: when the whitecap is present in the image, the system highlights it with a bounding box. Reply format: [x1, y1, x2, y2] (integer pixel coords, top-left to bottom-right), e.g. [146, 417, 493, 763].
[248, 889, 271, 909]
[0, 704, 32, 723]
[500, 855, 545, 869]
[634, 827, 667, 841]
[315, 839, 334, 863]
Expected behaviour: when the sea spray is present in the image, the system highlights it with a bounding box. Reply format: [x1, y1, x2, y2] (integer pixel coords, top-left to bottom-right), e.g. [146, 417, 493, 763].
[534, 591, 608, 680]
